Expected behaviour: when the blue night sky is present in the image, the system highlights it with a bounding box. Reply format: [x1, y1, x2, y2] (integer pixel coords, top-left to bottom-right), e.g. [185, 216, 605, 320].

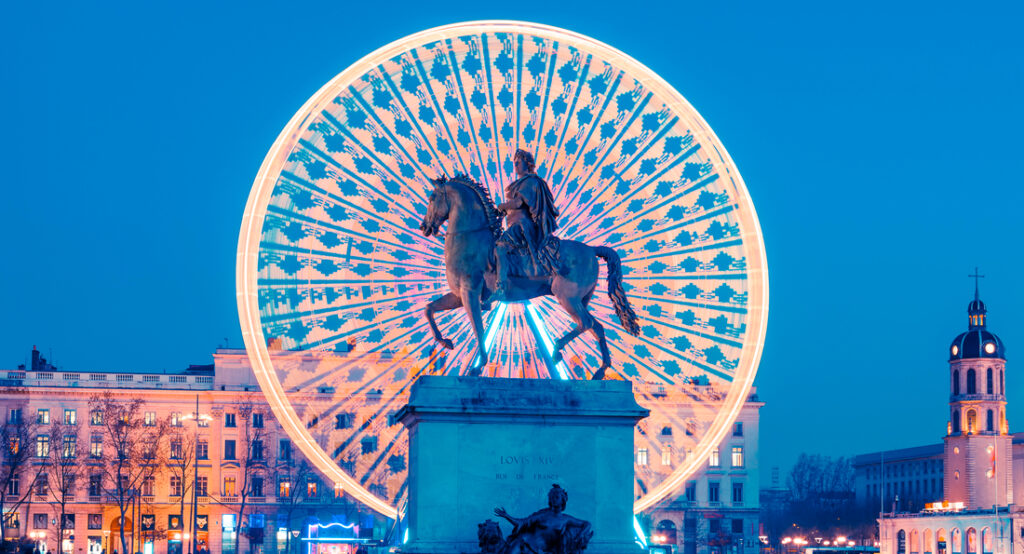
[2, 0, 1022, 479]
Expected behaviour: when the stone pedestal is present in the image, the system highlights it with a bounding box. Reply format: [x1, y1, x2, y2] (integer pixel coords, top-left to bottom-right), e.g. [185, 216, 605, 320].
[396, 376, 648, 554]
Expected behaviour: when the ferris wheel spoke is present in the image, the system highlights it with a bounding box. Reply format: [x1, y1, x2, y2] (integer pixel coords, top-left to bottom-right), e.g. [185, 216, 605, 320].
[407, 50, 473, 176]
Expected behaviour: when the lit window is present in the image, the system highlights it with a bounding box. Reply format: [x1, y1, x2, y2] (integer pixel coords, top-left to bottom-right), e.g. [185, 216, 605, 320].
[279, 478, 291, 498]
[170, 438, 182, 460]
[223, 476, 237, 496]
[637, 448, 648, 466]
[731, 446, 744, 468]
[307, 481, 317, 497]
[142, 476, 155, 496]
[143, 412, 155, 427]
[63, 409, 76, 425]
[170, 413, 182, 427]
[36, 435, 50, 458]
[334, 483, 344, 499]
[90, 411, 103, 425]
[709, 447, 720, 468]
[61, 435, 76, 458]
[662, 449, 672, 467]
[37, 409, 50, 425]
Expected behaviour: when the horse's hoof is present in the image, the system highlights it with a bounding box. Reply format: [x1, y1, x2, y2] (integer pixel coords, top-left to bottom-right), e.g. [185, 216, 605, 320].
[552, 350, 563, 363]
[439, 338, 454, 350]
[467, 367, 483, 377]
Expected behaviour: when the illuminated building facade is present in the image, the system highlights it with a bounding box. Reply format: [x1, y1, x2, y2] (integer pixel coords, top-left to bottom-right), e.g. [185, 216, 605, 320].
[641, 388, 762, 554]
[0, 347, 388, 554]
[867, 289, 1023, 554]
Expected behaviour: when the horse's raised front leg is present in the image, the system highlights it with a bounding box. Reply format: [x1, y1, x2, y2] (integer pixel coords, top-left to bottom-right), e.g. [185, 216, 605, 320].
[424, 292, 462, 350]
[460, 286, 487, 377]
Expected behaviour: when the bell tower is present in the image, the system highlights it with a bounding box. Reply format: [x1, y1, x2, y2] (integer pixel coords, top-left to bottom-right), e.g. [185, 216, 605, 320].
[943, 270, 1010, 509]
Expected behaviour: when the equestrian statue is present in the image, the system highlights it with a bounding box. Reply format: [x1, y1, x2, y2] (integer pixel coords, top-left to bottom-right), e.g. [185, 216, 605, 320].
[418, 149, 640, 379]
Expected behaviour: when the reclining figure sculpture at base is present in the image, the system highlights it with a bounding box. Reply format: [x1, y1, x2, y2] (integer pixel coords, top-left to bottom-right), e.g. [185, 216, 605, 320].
[478, 484, 593, 554]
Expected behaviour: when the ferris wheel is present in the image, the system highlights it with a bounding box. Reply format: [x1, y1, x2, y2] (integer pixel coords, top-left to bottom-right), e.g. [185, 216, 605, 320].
[237, 20, 768, 520]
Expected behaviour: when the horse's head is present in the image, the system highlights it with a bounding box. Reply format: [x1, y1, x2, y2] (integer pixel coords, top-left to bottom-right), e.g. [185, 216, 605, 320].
[420, 175, 449, 237]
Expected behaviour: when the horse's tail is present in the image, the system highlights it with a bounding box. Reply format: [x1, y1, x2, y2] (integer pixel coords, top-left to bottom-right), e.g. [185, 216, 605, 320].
[594, 246, 640, 336]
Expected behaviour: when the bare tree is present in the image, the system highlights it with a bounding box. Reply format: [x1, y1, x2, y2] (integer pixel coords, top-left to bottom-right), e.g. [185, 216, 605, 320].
[0, 397, 40, 543]
[276, 459, 315, 554]
[91, 393, 168, 554]
[211, 402, 266, 554]
[44, 420, 82, 553]
[166, 431, 196, 539]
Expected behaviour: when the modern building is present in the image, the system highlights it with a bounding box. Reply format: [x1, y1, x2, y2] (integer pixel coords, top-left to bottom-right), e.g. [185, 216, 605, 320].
[641, 386, 763, 554]
[0, 347, 389, 554]
[870, 287, 1020, 554]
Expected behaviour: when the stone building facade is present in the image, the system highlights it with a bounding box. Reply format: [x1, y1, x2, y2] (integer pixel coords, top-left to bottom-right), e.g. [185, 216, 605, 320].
[0, 347, 385, 554]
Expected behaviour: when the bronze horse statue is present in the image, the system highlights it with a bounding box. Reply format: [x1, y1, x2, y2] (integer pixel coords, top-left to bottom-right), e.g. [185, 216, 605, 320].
[418, 174, 640, 379]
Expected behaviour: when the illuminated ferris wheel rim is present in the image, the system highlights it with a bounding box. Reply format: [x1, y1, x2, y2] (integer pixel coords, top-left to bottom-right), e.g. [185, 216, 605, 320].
[236, 19, 769, 519]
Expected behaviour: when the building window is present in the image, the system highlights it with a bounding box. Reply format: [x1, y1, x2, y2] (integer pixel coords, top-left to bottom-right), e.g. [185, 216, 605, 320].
[63, 409, 76, 425]
[197, 440, 208, 460]
[709, 447, 720, 468]
[37, 409, 50, 425]
[967, 369, 977, 394]
[196, 476, 208, 497]
[987, 368, 994, 394]
[251, 439, 264, 460]
[32, 514, 47, 529]
[197, 416, 209, 428]
[224, 413, 236, 428]
[36, 435, 50, 458]
[62, 435, 77, 458]
[732, 482, 744, 504]
[90, 410, 103, 425]
[88, 475, 102, 497]
[9, 409, 22, 424]
[251, 476, 264, 497]
[252, 413, 264, 429]
[4, 513, 19, 529]
[987, 410, 994, 432]
[142, 476, 155, 496]
[685, 481, 696, 502]
[169, 476, 182, 497]
[953, 409, 961, 433]
[732, 518, 743, 534]
[334, 483, 344, 499]
[35, 475, 49, 496]
[335, 413, 353, 429]
[731, 446, 744, 468]
[279, 439, 291, 461]
[6, 476, 17, 497]
[661, 448, 672, 467]
[88, 514, 101, 530]
[307, 480, 318, 497]
[953, 370, 960, 395]
[967, 410, 977, 434]
[170, 413, 182, 427]
[278, 477, 291, 498]
[224, 439, 236, 460]
[223, 476, 236, 496]
[637, 448, 648, 466]
[143, 412, 155, 427]
[361, 436, 377, 454]
[708, 481, 720, 503]
[733, 422, 743, 436]
[170, 438, 182, 459]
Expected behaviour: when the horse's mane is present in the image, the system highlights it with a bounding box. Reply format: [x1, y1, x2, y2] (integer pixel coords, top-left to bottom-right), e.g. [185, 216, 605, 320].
[447, 174, 503, 241]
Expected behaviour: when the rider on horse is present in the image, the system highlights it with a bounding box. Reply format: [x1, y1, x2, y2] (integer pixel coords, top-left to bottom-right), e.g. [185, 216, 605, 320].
[493, 149, 560, 300]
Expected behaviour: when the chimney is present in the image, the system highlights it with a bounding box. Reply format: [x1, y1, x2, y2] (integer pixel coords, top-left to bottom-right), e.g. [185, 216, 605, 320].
[31, 346, 40, 371]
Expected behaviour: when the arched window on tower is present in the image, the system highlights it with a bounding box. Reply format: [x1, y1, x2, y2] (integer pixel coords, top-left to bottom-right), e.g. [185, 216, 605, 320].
[967, 369, 977, 395]
[953, 370, 961, 395]
[987, 368, 993, 394]
[986, 410, 994, 432]
[953, 410, 961, 433]
[967, 410, 977, 434]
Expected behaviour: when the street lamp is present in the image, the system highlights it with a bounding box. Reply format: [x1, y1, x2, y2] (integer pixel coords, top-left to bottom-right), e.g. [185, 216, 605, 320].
[291, 529, 300, 554]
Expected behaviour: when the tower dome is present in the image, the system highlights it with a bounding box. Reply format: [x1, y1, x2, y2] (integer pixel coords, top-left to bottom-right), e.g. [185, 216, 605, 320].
[950, 271, 1005, 360]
